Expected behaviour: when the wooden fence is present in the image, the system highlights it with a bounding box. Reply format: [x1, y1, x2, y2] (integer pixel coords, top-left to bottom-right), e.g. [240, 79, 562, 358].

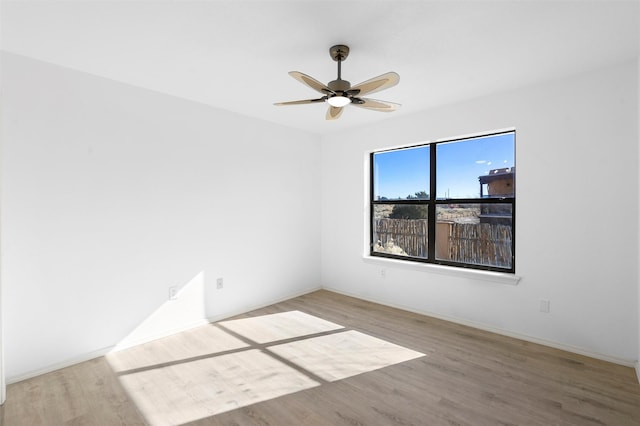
[374, 219, 512, 268]
[447, 222, 512, 268]
[374, 219, 429, 257]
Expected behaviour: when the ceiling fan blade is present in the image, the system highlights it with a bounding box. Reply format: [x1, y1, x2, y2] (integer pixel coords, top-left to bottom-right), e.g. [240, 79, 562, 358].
[274, 97, 326, 106]
[326, 106, 344, 120]
[353, 98, 401, 111]
[350, 72, 400, 97]
[289, 71, 334, 95]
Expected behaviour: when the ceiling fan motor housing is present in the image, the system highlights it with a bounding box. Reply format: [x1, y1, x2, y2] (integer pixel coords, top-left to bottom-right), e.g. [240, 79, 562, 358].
[328, 79, 351, 93]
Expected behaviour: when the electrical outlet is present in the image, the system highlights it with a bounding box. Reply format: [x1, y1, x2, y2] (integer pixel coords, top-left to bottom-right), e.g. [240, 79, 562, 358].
[380, 268, 386, 278]
[539, 299, 550, 313]
[169, 286, 178, 300]
[216, 277, 224, 289]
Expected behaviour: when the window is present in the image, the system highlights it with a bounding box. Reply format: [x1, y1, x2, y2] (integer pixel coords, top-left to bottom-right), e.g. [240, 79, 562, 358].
[371, 130, 515, 273]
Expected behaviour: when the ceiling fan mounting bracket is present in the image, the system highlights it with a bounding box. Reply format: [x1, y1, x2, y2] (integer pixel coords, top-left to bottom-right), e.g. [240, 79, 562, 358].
[330, 44, 350, 62]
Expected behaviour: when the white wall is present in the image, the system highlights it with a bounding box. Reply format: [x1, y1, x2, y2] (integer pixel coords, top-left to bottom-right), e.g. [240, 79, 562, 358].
[637, 56, 640, 381]
[1, 53, 321, 381]
[0, 0, 4, 399]
[1, 51, 637, 383]
[320, 60, 639, 364]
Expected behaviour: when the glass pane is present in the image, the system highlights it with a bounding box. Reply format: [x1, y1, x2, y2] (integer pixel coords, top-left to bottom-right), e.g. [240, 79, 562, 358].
[436, 132, 515, 199]
[373, 146, 430, 201]
[372, 204, 428, 259]
[436, 203, 512, 269]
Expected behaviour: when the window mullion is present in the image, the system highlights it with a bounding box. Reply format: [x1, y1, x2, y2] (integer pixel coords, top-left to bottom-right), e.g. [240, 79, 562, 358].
[428, 143, 437, 261]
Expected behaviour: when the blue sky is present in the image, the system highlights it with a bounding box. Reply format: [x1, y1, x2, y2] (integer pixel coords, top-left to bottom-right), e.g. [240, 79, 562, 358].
[373, 132, 515, 200]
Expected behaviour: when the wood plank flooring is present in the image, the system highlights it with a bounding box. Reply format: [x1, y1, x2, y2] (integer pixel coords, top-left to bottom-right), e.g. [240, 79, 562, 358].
[2, 290, 640, 425]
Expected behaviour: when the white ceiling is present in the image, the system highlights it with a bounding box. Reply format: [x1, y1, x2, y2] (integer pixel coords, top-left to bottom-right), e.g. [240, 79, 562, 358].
[2, 0, 639, 135]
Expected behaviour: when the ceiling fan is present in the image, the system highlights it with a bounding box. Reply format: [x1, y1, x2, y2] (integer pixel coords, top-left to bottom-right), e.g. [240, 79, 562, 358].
[274, 45, 400, 120]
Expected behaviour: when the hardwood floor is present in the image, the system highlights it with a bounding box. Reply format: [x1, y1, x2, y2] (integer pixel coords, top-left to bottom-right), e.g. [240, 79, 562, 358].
[2, 290, 640, 425]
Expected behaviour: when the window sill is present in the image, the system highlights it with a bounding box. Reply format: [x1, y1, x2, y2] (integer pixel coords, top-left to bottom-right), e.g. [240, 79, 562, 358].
[362, 255, 521, 285]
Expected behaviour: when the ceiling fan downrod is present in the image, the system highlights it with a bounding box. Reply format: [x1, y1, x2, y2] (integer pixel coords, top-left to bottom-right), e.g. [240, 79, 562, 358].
[328, 44, 351, 93]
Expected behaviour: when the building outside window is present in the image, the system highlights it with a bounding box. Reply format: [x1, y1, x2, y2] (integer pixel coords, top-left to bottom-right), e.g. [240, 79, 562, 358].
[370, 130, 515, 273]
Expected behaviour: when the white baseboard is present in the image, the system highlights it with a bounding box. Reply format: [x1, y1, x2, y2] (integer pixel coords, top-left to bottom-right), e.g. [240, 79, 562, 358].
[7, 286, 323, 385]
[8, 318, 215, 384]
[12, 285, 629, 386]
[323, 286, 637, 368]
[6, 346, 114, 385]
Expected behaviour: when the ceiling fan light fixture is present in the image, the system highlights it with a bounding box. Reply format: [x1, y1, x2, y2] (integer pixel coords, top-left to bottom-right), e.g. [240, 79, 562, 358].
[327, 95, 350, 107]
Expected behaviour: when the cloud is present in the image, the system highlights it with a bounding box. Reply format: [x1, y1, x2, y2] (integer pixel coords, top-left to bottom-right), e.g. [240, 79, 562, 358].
[475, 160, 486, 164]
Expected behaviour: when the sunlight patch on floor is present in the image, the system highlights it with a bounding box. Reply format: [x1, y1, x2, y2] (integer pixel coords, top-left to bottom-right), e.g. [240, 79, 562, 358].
[118, 349, 320, 426]
[270, 330, 425, 381]
[108, 311, 425, 425]
[107, 324, 248, 373]
[219, 310, 344, 343]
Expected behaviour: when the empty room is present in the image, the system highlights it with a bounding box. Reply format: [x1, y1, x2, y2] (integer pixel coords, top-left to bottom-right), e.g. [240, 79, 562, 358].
[1, 1, 639, 425]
